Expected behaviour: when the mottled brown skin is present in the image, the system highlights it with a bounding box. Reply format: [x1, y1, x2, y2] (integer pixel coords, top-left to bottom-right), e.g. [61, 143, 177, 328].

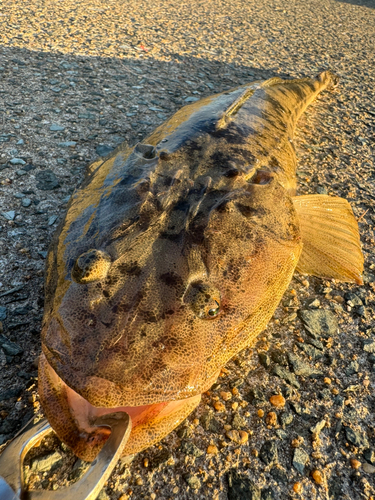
[39, 72, 360, 461]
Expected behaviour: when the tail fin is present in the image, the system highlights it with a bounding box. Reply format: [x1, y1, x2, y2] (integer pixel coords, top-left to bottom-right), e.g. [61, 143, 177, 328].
[261, 71, 339, 135]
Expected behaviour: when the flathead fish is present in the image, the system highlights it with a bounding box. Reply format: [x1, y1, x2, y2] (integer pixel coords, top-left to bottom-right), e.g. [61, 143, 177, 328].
[39, 71, 363, 461]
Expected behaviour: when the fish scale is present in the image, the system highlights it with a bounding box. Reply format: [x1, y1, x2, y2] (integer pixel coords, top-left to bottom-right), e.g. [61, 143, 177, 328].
[38, 71, 362, 461]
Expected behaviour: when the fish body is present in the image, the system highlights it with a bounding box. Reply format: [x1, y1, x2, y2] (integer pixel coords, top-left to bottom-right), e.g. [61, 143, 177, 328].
[39, 71, 363, 460]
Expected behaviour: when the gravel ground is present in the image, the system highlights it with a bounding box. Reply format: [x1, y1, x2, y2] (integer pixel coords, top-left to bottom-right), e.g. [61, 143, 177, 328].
[0, 0, 375, 499]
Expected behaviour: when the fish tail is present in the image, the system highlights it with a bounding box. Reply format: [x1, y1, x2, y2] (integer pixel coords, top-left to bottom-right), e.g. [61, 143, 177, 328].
[317, 70, 340, 89]
[237, 71, 340, 191]
[263, 71, 339, 134]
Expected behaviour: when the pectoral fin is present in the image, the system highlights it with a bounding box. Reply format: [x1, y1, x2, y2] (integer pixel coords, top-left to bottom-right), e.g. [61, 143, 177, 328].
[292, 195, 364, 284]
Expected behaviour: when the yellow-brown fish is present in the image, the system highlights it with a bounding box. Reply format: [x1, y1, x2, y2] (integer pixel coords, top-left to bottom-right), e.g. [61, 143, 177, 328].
[39, 71, 363, 461]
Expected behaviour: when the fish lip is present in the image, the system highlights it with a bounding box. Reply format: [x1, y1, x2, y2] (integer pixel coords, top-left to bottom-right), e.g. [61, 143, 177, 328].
[41, 348, 176, 425]
[39, 352, 203, 460]
[63, 374, 171, 434]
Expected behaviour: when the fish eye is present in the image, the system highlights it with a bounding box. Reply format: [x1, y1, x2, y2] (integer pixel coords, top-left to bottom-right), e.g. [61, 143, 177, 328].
[185, 282, 221, 320]
[72, 249, 112, 284]
[208, 301, 220, 317]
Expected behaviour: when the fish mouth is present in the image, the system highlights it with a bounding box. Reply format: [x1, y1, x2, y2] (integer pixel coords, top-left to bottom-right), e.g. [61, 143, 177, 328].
[38, 352, 202, 461]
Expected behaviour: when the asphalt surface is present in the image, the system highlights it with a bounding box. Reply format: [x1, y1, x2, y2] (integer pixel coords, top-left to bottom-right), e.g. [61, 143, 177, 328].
[0, 0, 374, 499]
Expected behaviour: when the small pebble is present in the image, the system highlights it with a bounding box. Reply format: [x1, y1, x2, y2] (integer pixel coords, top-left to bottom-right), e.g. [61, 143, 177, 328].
[292, 436, 304, 448]
[50, 124, 65, 131]
[226, 429, 248, 444]
[185, 474, 201, 489]
[207, 444, 219, 454]
[293, 482, 302, 493]
[311, 469, 324, 485]
[214, 401, 225, 412]
[21, 198, 32, 207]
[309, 299, 321, 308]
[257, 409, 264, 418]
[220, 391, 232, 401]
[293, 448, 309, 474]
[350, 459, 361, 469]
[10, 158, 26, 165]
[269, 394, 285, 408]
[58, 141, 77, 147]
[363, 463, 375, 474]
[1, 211, 15, 221]
[266, 412, 277, 426]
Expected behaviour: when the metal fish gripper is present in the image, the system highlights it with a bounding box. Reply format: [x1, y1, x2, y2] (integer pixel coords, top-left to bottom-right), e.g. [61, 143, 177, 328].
[0, 412, 131, 500]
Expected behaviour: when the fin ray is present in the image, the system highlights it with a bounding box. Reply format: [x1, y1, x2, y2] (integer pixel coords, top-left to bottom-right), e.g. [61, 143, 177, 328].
[292, 195, 364, 284]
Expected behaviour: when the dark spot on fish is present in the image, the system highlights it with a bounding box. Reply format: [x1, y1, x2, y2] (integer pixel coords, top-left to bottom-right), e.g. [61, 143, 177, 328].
[183, 140, 201, 153]
[250, 170, 273, 185]
[292, 85, 306, 100]
[103, 290, 110, 298]
[101, 319, 113, 328]
[117, 262, 142, 276]
[117, 302, 132, 313]
[260, 95, 287, 117]
[304, 81, 317, 92]
[203, 188, 229, 205]
[173, 199, 190, 213]
[159, 335, 178, 348]
[269, 156, 281, 169]
[160, 272, 183, 287]
[159, 151, 170, 161]
[136, 179, 150, 195]
[211, 122, 249, 145]
[188, 215, 207, 244]
[215, 199, 229, 213]
[236, 203, 257, 217]
[159, 230, 185, 242]
[210, 151, 232, 168]
[119, 174, 137, 186]
[143, 311, 159, 323]
[189, 226, 206, 244]
[224, 168, 241, 178]
[162, 176, 174, 187]
[105, 275, 119, 286]
[227, 262, 241, 282]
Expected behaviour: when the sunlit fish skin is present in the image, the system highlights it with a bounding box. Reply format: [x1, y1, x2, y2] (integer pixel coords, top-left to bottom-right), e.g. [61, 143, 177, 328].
[39, 71, 363, 461]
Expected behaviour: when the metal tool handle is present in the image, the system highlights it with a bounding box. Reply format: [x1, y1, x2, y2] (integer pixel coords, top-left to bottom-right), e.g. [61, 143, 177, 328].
[0, 418, 52, 499]
[0, 412, 131, 500]
[0, 476, 20, 500]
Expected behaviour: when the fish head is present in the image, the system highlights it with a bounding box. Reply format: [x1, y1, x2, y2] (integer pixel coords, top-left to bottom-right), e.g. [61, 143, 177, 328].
[39, 144, 302, 461]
